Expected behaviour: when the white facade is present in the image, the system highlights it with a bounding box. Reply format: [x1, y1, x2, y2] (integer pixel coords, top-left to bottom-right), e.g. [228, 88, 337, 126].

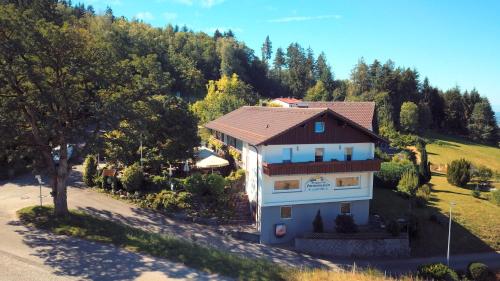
[269, 99, 293, 107]
[243, 142, 376, 211]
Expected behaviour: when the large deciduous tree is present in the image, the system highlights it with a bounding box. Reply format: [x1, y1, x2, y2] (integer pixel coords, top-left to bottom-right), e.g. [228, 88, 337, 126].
[399, 102, 419, 133]
[191, 74, 257, 123]
[0, 4, 107, 216]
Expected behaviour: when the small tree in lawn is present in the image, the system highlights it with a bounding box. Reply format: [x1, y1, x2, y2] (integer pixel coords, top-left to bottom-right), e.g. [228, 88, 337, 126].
[474, 165, 493, 188]
[397, 168, 420, 198]
[83, 155, 98, 187]
[447, 159, 471, 187]
[312, 210, 324, 233]
[417, 141, 432, 184]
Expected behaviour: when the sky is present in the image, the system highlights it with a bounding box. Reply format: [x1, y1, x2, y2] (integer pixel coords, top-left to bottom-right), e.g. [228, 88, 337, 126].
[83, 0, 500, 110]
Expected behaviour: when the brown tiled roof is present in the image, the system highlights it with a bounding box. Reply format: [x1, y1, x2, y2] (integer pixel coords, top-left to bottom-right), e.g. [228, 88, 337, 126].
[205, 106, 325, 145]
[304, 102, 375, 130]
[205, 105, 383, 145]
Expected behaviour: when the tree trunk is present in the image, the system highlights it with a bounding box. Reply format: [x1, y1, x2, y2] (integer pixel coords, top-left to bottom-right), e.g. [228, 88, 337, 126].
[52, 141, 70, 217]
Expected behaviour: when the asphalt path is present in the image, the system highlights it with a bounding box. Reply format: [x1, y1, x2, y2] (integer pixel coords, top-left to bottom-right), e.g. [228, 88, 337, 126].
[0, 173, 229, 281]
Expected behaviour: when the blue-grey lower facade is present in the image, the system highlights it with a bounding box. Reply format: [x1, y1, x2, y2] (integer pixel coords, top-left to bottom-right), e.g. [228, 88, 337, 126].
[259, 200, 370, 244]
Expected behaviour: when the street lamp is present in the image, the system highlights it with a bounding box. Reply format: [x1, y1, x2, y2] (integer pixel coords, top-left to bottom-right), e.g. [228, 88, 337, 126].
[447, 201, 456, 266]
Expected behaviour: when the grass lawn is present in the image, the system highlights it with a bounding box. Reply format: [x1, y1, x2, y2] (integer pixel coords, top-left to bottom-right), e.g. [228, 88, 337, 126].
[18, 206, 286, 281]
[425, 132, 500, 172]
[373, 133, 500, 257]
[19, 205, 425, 281]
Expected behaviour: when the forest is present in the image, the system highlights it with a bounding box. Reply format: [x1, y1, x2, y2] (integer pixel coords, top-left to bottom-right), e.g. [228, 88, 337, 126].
[0, 1, 498, 213]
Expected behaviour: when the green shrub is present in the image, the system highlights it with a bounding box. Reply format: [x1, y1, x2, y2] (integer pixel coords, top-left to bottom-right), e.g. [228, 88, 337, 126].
[467, 262, 490, 281]
[397, 168, 419, 197]
[312, 210, 323, 233]
[418, 183, 432, 197]
[184, 173, 226, 197]
[375, 162, 414, 188]
[386, 220, 400, 236]
[374, 147, 391, 162]
[121, 163, 144, 192]
[226, 169, 245, 183]
[83, 155, 98, 187]
[415, 183, 432, 207]
[151, 175, 169, 190]
[94, 174, 104, 189]
[474, 165, 493, 186]
[490, 189, 500, 206]
[335, 214, 358, 233]
[147, 190, 191, 211]
[447, 158, 472, 187]
[417, 263, 459, 281]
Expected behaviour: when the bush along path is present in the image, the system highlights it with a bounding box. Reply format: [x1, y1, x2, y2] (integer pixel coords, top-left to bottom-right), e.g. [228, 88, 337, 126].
[18, 206, 286, 281]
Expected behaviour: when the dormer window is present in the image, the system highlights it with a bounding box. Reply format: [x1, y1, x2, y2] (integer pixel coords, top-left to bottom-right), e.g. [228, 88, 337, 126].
[314, 121, 325, 133]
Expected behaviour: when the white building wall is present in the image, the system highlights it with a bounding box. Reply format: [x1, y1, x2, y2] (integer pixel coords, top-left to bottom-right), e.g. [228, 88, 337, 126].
[270, 100, 292, 107]
[243, 142, 258, 203]
[262, 143, 374, 164]
[260, 172, 374, 207]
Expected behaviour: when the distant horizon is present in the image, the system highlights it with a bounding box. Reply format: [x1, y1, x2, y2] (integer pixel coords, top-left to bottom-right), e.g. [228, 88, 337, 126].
[82, 0, 500, 110]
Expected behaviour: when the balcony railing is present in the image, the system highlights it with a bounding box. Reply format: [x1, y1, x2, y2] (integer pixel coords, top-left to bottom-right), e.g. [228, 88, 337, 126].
[262, 159, 382, 176]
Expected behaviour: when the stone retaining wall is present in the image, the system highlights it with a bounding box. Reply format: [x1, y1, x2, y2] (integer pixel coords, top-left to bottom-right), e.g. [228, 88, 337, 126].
[295, 235, 410, 258]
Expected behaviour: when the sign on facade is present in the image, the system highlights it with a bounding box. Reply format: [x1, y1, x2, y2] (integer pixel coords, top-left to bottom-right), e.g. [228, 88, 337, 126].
[275, 223, 286, 238]
[304, 177, 332, 192]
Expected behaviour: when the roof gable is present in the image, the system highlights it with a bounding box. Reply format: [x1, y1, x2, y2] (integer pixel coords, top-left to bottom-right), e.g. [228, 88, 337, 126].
[265, 109, 382, 145]
[304, 101, 375, 130]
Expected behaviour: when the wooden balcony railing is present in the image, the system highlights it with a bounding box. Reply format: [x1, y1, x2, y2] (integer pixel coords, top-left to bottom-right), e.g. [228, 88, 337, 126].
[262, 159, 382, 176]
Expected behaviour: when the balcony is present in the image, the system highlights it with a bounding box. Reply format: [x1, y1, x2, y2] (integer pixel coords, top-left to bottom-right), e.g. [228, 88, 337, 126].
[262, 159, 382, 176]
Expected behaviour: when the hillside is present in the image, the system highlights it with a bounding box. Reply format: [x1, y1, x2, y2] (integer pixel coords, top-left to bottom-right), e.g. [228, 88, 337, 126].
[373, 133, 500, 256]
[425, 132, 500, 172]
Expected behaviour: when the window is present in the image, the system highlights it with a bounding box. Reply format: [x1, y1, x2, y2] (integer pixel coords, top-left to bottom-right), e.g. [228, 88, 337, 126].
[280, 206, 292, 219]
[340, 202, 351, 215]
[336, 177, 360, 188]
[344, 147, 353, 161]
[235, 139, 243, 150]
[314, 121, 325, 133]
[282, 148, 292, 163]
[315, 148, 324, 162]
[274, 180, 300, 191]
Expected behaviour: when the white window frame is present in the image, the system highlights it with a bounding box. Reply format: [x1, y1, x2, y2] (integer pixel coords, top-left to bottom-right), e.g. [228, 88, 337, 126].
[314, 121, 325, 133]
[334, 176, 361, 190]
[280, 206, 292, 219]
[340, 202, 351, 215]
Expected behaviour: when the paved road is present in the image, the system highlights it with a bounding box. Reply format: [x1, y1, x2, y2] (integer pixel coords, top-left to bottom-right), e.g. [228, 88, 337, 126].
[0, 172, 228, 281]
[1, 167, 499, 280]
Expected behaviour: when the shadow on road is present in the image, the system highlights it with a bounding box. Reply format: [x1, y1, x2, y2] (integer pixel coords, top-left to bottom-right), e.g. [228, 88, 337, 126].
[77, 205, 327, 269]
[11, 221, 219, 281]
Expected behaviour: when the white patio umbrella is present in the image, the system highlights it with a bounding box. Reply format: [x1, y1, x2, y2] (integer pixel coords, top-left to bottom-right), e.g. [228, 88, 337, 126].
[195, 154, 229, 170]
